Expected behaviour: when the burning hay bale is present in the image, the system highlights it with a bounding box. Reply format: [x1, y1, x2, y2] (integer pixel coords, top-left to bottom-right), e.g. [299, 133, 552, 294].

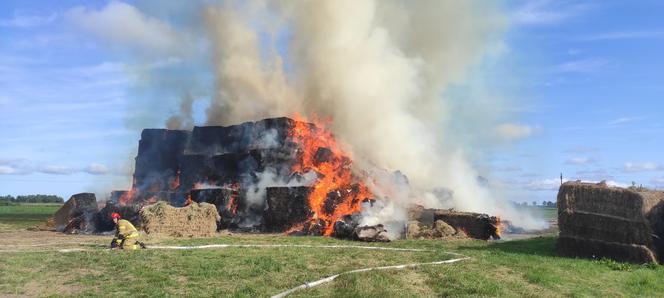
[53, 193, 98, 233]
[140, 202, 220, 237]
[557, 181, 664, 263]
[408, 206, 498, 240]
[264, 186, 313, 232]
[190, 188, 240, 229]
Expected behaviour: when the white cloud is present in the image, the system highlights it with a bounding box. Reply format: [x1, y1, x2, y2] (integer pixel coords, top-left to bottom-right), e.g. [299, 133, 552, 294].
[39, 165, 75, 175]
[524, 178, 567, 191]
[66, 1, 183, 55]
[523, 178, 627, 191]
[623, 162, 663, 173]
[512, 0, 590, 26]
[84, 163, 109, 175]
[0, 12, 57, 28]
[565, 157, 596, 165]
[608, 117, 633, 125]
[0, 166, 16, 174]
[584, 30, 664, 41]
[495, 123, 541, 140]
[652, 178, 664, 186]
[0, 159, 111, 176]
[555, 58, 608, 74]
[564, 146, 599, 153]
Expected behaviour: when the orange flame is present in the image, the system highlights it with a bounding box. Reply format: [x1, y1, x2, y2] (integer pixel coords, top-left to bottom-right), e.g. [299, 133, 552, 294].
[118, 177, 137, 206]
[288, 114, 372, 235]
[170, 167, 181, 190]
[227, 182, 240, 215]
[495, 217, 504, 238]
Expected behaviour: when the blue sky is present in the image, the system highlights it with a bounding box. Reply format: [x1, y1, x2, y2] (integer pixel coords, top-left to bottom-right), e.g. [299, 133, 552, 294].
[0, 0, 663, 203]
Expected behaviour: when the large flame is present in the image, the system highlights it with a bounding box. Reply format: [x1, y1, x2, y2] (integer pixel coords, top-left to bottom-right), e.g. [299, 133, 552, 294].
[289, 114, 373, 235]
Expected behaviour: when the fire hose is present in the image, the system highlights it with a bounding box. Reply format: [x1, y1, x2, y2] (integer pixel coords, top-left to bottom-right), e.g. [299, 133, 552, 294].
[136, 244, 472, 297]
[4, 243, 470, 296]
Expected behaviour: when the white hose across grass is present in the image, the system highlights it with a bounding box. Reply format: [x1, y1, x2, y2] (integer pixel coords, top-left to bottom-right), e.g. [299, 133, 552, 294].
[271, 256, 471, 298]
[146, 244, 471, 297]
[9, 243, 470, 296]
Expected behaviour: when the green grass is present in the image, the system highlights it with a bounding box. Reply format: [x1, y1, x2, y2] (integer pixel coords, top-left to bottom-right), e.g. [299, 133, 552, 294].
[1, 235, 663, 297]
[0, 203, 61, 230]
[2, 205, 663, 297]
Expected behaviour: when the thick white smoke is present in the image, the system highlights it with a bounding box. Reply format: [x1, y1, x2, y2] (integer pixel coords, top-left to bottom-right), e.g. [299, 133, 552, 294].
[199, 0, 544, 230]
[69, 0, 545, 230]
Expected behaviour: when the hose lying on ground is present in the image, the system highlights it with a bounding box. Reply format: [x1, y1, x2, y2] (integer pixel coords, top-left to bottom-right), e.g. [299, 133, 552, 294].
[4, 243, 471, 297]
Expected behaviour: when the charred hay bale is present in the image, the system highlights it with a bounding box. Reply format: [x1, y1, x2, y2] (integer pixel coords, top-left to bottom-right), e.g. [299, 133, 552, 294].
[333, 213, 362, 240]
[190, 188, 239, 229]
[557, 181, 664, 263]
[54, 193, 98, 233]
[264, 186, 313, 232]
[133, 129, 189, 193]
[433, 210, 500, 240]
[408, 206, 436, 227]
[139, 202, 220, 237]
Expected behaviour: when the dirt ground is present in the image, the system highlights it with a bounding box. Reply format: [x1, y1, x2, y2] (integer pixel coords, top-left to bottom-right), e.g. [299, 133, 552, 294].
[1, 230, 110, 252]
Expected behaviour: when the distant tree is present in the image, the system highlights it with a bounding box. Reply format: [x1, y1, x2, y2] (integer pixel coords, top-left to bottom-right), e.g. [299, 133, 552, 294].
[14, 195, 64, 203]
[0, 195, 15, 202]
[532, 201, 537, 207]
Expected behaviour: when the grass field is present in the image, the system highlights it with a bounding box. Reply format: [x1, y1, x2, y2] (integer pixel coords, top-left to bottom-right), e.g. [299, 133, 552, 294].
[0, 203, 61, 230]
[1, 205, 663, 297]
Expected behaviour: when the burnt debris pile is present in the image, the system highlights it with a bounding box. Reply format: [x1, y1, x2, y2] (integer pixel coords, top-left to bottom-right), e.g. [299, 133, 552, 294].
[557, 181, 664, 263]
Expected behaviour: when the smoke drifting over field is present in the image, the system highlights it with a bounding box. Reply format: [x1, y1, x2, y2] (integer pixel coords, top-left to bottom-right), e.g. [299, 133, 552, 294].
[71, 0, 545, 230]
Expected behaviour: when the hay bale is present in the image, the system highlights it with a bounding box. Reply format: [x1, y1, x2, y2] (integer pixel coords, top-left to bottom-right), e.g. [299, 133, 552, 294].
[264, 186, 313, 232]
[557, 236, 657, 264]
[140, 202, 220, 237]
[53, 193, 98, 233]
[407, 219, 466, 240]
[432, 220, 457, 238]
[433, 210, 500, 240]
[557, 181, 664, 263]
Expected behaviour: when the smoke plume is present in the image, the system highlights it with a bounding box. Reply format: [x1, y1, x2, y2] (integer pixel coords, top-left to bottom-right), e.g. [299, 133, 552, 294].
[70, 0, 544, 229]
[197, 0, 542, 229]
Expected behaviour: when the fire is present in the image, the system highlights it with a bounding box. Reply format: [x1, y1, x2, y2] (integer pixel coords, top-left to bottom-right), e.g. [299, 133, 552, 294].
[288, 114, 373, 235]
[170, 167, 181, 190]
[227, 182, 240, 215]
[118, 178, 137, 206]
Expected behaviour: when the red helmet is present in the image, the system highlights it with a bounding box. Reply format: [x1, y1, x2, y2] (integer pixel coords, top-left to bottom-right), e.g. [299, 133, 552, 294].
[111, 212, 121, 219]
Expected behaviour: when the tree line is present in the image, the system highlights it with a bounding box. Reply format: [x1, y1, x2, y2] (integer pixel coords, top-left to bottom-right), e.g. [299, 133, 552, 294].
[0, 195, 64, 203]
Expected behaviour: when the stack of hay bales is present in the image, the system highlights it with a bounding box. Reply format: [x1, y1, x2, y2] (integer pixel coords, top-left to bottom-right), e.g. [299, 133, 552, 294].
[140, 202, 220, 237]
[557, 181, 664, 263]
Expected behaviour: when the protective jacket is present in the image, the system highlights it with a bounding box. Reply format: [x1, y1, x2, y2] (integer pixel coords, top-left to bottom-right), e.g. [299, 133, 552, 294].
[116, 219, 138, 238]
[113, 219, 140, 250]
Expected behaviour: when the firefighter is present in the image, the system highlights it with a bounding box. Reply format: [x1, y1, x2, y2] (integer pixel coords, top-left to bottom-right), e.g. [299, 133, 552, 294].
[110, 212, 144, 250]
